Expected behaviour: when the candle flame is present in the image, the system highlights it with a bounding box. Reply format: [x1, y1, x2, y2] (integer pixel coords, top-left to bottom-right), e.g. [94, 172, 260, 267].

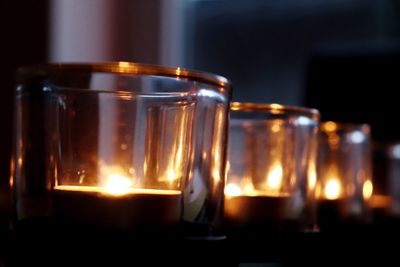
[225, 183, 242, 197]
[97, 164, 134, 195]
[243, 179, 255, 195]
[54, 165, 182, 196]
[267, 164, 283, 191]
[224, 179, 289, 197]
[362, 179, 373, 200]
[324, 178, 342, 200]
[167, 168, 178, 183]
[103, 174, 133, 196]
[54, 185, 180, 195]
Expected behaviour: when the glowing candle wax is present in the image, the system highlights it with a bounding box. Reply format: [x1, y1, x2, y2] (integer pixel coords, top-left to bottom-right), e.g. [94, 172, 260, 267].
[52, 174, 181, 231]
[224, 167, 293, 230]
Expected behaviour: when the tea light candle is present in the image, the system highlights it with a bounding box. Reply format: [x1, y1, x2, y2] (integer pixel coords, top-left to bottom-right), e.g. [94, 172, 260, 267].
[317, 177, 346, 229]
[224, 167, 291, 228]
[52, 174, 181, 231]
[224, 190, 290, 225]
[368, 194, 391, 223]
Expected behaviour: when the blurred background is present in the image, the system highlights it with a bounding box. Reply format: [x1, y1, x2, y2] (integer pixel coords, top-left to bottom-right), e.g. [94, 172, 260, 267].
[1, 0, 400, 214]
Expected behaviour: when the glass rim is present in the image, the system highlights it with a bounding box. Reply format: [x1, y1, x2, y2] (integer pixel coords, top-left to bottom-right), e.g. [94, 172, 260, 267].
[17, 61, 232, 90]
[43, 86, 199, 98]
[230, 102, 320, 120]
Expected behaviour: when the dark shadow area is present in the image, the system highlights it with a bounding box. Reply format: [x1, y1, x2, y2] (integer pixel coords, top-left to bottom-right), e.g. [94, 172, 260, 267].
[305, 42, 400, 141]
[0, 0, 48, 229]
[0, 2, 49, 181]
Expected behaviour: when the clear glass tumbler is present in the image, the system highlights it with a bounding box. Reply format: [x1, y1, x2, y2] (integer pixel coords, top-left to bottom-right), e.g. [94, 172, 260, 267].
[316, 122, 372, 231]
[224, 102, 320, 235]
[370, 142, 400, 228]
[12, 62, 231, 236]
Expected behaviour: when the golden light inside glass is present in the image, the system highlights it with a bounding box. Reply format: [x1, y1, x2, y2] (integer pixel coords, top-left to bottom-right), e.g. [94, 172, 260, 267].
[52, 172, 182, 230]
[324, 178, 342, 200]
[54, 168, 181, 196]
[225, 183, 242, 197]
[308, 162, 317, 191]
[362, 179, 373, 200]
[225, 102, 319, 231]
[224, 174, 291, 228]
[317, 122, 372, 230]
[54, 184, 180, 195]
[369, 194, 391, 209]
[13, 62, 233, 234]
[225, 163, 285, 198]
[318, 122, 372, 201]
[323, 121, 337, 132]
[103, 174, 133, 196]
[266, 163, 283, 192]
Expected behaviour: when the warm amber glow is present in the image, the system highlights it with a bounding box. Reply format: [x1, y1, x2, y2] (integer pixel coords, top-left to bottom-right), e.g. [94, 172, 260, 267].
[308, 163, 317, 191]
[328, 133, 340, 146]
[55, 165, 180, 196]
[224, 180, 289, 197]
[369, 194, 391, 209]
[53, 185, 180, 195]
[96, 165, 135, 195]
[118, 61, 130, 68]
[159, 101, 191, 185]
[267, 164, 283, 191]
[166, 168, 179, 183]
[174, 106, 188, 178]
[315, 183, 322, 198]
[226, 161, 231, 174]
[225, 178, 255, 196]
[211, 147, 222, 183]
[362, 179, 373, 200]
[243, 179, 255, 195]
[103, 174, 133, 196]
[323, 121, 337, 132]
[269, 103, 284, 114]
[17, 156, 23, 167]
[212, 167, 221, 183]
[158, 164, 180, 184]
[211, 106, 225, 185]
[324, 178, 342, 200]
[270, 103, 283, 109]
[271, 122, 281, 133]
[225, 183, 242, 197]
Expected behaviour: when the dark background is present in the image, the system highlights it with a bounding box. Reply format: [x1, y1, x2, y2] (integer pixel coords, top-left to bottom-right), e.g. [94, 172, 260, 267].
[185, 0, 400, 105]
[305, 44, 400, 141]
[185, 0, 400, 142]
[0, 1, 49, 188]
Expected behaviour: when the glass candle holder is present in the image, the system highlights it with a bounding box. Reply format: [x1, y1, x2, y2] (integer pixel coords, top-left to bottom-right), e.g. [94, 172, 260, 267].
[12, 62, 231, 236]
[316, 122, 372, 231]
[224, 102, 320, 235]
[370, 142, 400, 228]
